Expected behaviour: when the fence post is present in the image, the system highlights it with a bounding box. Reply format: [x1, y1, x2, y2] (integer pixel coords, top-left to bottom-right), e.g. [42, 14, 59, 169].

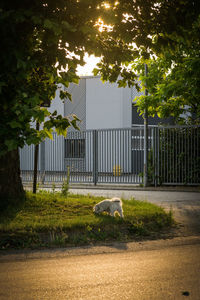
[153, 127, 159, 187]
[143, 64, 148, 187]
[93, 130, 98, 185]
[33, 121, 40, 193]
[40, 140, 45, 184]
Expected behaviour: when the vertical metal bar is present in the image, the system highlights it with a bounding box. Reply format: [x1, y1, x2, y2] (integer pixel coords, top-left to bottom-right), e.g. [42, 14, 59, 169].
[155, 127, 159, 186]
[182, 128, 184, 184]
[195, 127, 196, 183]
[191, 127, 193, 184]
[99, 130, 102, 183]
[166, 128, 168, 184]
[88, 131, 91, 182]
[187, 127, 189, 184]
[127, 129, 130, 183]
[184, 127, 187, 184]
[155, 127, 158, 186]
[176, 128, 178, 183]
[144, 63, 148, 187]
[193, 128, 194, 183]
[101, 130, 104, 183]
[93, 130, 98, 185]
[134, 128, 136, 183]
[197, 127, 198, 184]
[115, 129, 117, 183]
[160, 128, 162, 183]
[89, 131, 92, 181]
[152, 128, 155, 186]
[110, 129, 112, 183]
[106, 130, 108, 183]
[33, 121, 40, 193]
[179, 129, 181, 183]
[121, 129, 124, 183]
[107, 129, 109, 183]
[173, 129, 175, 184]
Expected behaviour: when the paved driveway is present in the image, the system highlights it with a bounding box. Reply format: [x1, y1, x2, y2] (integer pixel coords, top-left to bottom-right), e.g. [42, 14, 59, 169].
[69, 188, 200, 236]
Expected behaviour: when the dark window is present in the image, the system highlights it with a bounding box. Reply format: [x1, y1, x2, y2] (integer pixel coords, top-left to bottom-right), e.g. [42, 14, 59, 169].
[132, 105, 174, 125]
[65, 139, 85, 158]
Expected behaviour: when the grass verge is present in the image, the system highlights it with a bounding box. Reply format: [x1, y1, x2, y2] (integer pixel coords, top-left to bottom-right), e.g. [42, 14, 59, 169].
[0, 191, 174, 249]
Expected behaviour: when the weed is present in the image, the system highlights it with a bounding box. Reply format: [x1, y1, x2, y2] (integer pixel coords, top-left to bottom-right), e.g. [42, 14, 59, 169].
[52, 182, 56, 194]
[61, 166, 70, 197]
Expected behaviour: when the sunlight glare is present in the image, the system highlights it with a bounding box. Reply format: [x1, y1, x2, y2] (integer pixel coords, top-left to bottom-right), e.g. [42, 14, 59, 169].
[103, 2, 111, 9]
[95, 18, 113, 32]
[76, 54, 101, 76]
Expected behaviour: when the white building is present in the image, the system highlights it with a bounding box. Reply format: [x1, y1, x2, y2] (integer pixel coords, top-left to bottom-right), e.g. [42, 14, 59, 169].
[53, 75, 171, 129]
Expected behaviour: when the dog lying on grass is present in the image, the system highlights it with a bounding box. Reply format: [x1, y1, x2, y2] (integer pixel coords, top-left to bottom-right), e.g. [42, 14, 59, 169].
[93, 197, 124, 218]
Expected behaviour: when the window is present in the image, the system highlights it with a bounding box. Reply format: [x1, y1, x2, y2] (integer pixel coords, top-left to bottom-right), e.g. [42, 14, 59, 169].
[65, 139, 85, 158]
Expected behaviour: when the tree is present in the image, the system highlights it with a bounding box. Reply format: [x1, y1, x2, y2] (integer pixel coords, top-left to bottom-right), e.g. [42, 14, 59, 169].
[0, 0, 120, 201]
[134, 52, 200, 124]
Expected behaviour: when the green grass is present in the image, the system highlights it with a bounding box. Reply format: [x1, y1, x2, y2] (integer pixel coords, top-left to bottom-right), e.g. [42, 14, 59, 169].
[0, 191, 174, 249]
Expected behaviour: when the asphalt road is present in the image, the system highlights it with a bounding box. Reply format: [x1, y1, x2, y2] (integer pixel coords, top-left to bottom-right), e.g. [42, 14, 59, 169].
[0, 241, 200, 300]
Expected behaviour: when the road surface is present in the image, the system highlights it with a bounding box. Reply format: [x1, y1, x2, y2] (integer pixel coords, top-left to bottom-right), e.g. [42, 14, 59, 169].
[0, 241, 200, 300]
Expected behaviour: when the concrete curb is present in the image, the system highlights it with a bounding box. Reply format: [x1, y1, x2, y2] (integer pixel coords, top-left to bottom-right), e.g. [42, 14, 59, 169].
[23, 183, 200, 193]
[1, 235, 200, 262]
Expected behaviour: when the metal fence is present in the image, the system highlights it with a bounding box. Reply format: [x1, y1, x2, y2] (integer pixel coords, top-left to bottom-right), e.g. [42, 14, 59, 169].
[20, 125, 200, 186]
[156, 125, 200, 185]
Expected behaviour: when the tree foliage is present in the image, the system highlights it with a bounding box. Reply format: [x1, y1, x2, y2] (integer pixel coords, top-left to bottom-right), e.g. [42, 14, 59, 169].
[94, 0, 200, 123]
[133, 12, 200, 123]
[0, 0, 118, 156]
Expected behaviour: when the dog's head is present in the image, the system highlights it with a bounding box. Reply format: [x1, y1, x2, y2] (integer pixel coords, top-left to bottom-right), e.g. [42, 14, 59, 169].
[93, 204, 101, 214]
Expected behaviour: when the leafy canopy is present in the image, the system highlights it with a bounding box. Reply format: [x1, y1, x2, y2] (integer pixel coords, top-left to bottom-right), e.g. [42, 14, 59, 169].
[94, 0, 200, 123]
[0, 0, 121, 156]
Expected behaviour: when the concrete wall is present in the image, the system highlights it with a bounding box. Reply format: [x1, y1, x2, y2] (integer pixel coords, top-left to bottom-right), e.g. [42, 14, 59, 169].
[85, 77, 132, 130]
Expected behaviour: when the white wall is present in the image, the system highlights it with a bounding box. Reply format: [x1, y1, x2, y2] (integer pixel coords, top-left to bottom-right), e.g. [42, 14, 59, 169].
[122, 87, 132, 128]
[64, 80, 86, 131]
[86, 77, 132, 130]
[48, 85, 64, 117]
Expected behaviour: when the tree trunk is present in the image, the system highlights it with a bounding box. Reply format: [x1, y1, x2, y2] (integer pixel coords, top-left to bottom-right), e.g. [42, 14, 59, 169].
[0, 149, 25, 204]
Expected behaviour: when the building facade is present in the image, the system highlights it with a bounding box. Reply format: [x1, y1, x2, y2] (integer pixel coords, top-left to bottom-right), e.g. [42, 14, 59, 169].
[20, 76, 170, 180]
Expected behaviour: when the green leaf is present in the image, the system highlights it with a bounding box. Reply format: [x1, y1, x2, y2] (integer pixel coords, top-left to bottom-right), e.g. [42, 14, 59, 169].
[9, 120, 22, 129]
[44, 19, 53, 29]
[93, 68, 99, 76]
[62, 21, 76, 32]
[55, 127, 67, 136]
[5, 139, 18, 151]
[60, 90, 72, 101]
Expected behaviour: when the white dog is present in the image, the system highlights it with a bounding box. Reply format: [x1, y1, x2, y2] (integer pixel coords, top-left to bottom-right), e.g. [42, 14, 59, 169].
[93, 197, 124, 218]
